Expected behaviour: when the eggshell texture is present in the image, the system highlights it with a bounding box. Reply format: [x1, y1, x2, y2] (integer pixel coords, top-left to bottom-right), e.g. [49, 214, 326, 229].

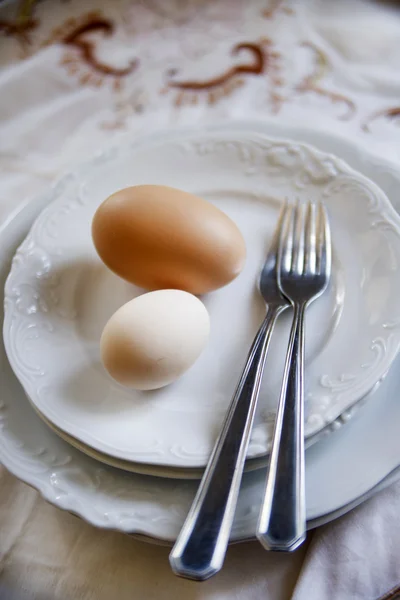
[100, 290, 210, 390]
[92, 185, 246, 295]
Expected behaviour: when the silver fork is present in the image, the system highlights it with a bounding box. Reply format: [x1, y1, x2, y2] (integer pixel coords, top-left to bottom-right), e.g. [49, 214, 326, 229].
[257, 201, 331, 552]
[169, 203, 290, 581]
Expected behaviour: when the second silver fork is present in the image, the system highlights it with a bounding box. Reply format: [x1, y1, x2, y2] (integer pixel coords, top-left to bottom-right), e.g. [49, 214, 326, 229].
[257, 201, 331, 552]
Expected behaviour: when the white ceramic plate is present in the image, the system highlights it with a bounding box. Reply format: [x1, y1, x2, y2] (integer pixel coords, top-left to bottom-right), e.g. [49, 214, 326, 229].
[2, 122, 400, 541]
[4, 127, 400, 470]
[4, 130, 400, 469]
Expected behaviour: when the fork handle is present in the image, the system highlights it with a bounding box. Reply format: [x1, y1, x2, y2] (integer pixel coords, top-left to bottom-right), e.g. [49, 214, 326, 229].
[169, 305, 284, 581]
[257, 302, 307, 552]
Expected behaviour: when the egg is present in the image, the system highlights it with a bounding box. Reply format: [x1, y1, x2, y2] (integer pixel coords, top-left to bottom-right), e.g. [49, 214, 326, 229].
[92, 185, 246, 295]
[100, 290, 210, 390]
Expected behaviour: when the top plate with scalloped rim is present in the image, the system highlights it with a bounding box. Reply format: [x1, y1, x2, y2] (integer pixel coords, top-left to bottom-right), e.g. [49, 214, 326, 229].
[4, 127, 400, 469]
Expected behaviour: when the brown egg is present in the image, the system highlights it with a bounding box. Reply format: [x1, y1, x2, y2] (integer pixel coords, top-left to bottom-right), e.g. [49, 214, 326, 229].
[92, 185, 246, 294]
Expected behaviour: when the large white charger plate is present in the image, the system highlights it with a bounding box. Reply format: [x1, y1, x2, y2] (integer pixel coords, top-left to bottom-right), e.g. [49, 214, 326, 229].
[4, 127, 400, 470]
[2, 121, 400, 541]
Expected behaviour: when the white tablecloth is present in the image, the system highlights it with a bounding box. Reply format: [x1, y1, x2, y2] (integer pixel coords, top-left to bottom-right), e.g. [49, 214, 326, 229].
[1, 1, 400, 598]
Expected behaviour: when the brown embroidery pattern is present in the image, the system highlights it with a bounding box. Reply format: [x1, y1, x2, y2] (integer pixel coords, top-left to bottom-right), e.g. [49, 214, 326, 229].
[263, 0, 294, 19]
[100, 88, 148, 131]
[296, 42, 356, 120]
[46, 11, 138, 90]
[63, 19, 137, 76]
[164, 38, 283, 110]
[362, 106, 400, 132]
[0, 0, 38, 50]
[170, 43, 264, 90]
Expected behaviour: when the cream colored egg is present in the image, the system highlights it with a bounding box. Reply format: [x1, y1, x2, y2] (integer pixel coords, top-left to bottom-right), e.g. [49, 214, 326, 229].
[100, 290, 210, 390]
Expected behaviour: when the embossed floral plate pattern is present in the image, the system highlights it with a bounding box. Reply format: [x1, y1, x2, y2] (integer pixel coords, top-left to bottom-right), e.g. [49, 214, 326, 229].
[4, 127, 400, 469]
[3, 122, 400, 539]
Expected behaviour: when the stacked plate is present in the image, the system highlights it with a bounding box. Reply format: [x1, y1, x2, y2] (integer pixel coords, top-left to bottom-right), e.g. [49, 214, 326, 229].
[2, 121, 400, 544]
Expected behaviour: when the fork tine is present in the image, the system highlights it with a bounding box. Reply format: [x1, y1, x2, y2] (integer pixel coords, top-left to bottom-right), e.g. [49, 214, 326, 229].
[279, 202, 295, 275]
[292, 200, 306, 276]
[316, 203, 331, 278]
[304, 202, 317, 275]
